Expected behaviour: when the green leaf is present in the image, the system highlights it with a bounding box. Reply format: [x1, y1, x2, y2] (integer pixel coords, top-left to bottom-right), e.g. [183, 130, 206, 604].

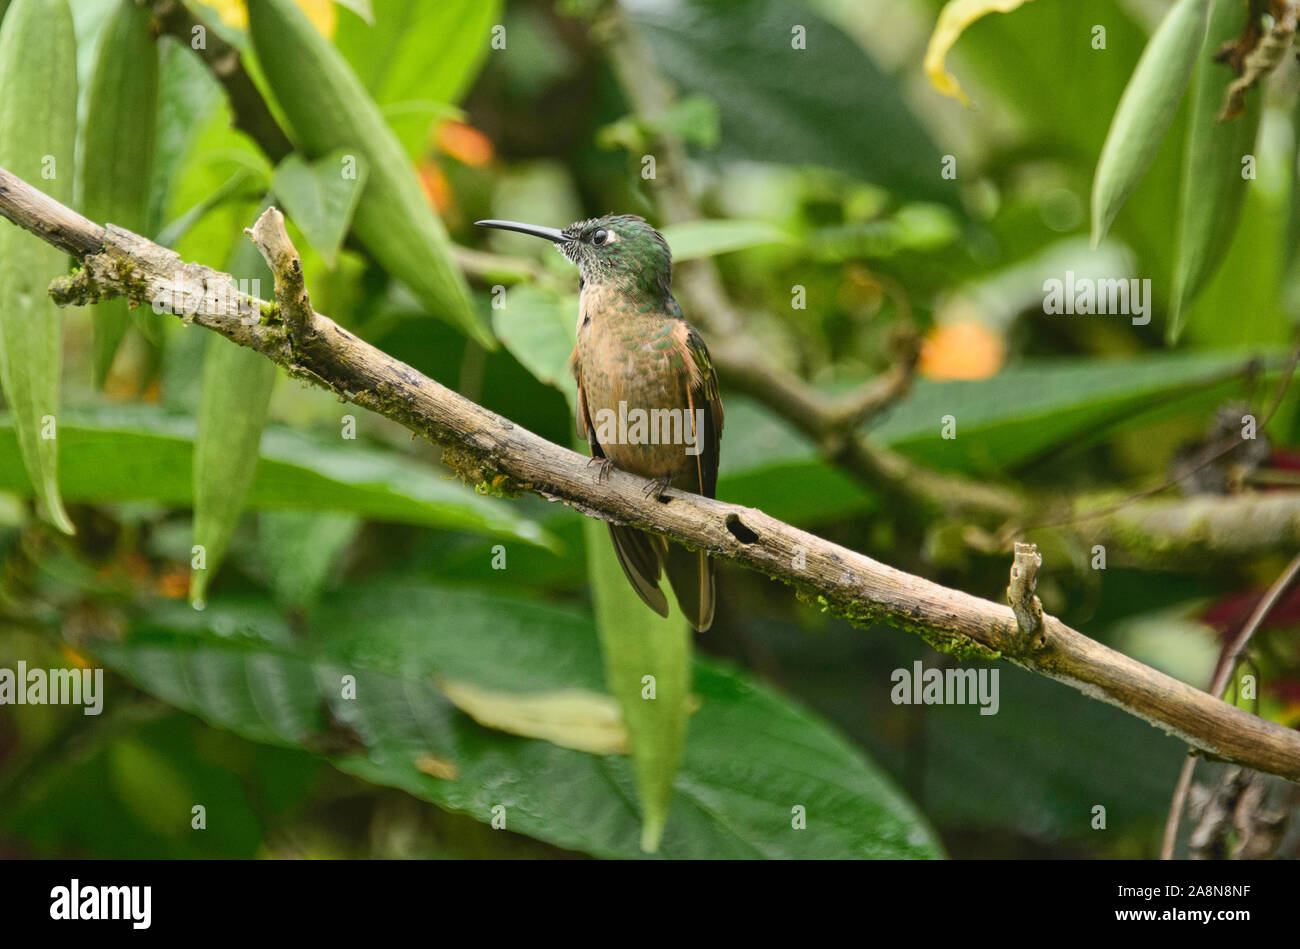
[191, 333, 277, 605]
[245, 0, 491, 346]
[79, 0, 162, 379]
[149, 16, 224, 237]
[156, 167, 260, 250]
[256, 509, 359, 608]
[872, 351, 1271, 473]
[630, 0, 952, 205]
[0, 0, 77, 534]
[163, 104, 272, 272]
[191, 240, 279, 606]
[270, 151, 367, 268]
[380, 99, 461, 162]
[1, 711, 295, 858]
[91, 586, 940, 858]
[661, 219, 791, 262]
[1091, 0, 1210, 245]
[1168, 0, 1262, 342]
[490, 286, 575, 390]
[0, 405, 554, 548]
[332, 0, 373, 25]
[337, 0, 502, 107]
[583, 517, 691, 852]
[719, 397, 872, 520]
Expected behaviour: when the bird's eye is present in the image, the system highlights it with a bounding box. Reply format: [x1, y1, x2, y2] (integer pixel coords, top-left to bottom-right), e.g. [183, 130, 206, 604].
[591, 229, 608, 247]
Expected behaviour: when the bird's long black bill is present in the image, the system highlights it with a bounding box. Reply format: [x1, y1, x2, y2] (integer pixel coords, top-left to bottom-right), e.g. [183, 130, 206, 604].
[474, 219, 566, 243]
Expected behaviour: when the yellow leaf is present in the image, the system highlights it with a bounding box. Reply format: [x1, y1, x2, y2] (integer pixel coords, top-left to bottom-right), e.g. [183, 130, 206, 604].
[414, 754, 459, 780]
[435, 677, 631, 755]
[206, 0, 248, 27]
[924, 0, 1038, 105]
[209, 0, 336, 37]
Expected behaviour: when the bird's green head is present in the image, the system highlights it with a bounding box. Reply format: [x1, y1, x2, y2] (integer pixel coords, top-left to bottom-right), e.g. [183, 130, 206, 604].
[476, 213, 672, 300]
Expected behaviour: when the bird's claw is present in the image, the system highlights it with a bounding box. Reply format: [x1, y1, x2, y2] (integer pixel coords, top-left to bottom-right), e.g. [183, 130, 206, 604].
[587, 456, 613, 483]
[643, 476, 672, 502]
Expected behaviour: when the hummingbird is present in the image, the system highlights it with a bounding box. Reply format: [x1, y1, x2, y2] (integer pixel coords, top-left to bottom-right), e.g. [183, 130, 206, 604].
[476, 214, 724, 632]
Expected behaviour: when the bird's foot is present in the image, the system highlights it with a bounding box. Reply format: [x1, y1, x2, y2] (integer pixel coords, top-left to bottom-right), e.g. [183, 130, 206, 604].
[587, 456, 613, 483]
[643, 475, 673, 502]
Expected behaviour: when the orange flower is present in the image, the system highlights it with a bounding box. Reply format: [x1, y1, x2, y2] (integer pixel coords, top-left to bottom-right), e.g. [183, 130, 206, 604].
[918, 320, 1004, 380]
[435, 122, 495, 167]
[417, 160, 452, 213]
[156, 567, 191, 600]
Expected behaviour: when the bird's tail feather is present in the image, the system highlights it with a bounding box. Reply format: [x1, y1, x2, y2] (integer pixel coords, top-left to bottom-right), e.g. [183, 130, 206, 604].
[608, 523, 668, 618]
[608, 525, 714, 631]
[664, 544, 714, 633]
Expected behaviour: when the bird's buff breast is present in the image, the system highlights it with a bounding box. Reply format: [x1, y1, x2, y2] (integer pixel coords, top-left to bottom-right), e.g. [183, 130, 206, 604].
[576, 308, 694, 478]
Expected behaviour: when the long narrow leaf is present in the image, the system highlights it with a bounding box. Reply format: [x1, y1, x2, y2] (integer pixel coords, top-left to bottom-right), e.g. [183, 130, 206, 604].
[80, 0, 161, 382]
[1168, 0, 1262, 342]
[1091, 0, 1210, 245]
[582, 489, 691, 853]
[0, 0, 77, 534]
[245, 0, 492, 347]
[190, 237, 279, 605]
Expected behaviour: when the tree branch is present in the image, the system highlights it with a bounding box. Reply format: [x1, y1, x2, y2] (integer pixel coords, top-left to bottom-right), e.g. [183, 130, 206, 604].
[2, 165, 1299, 781]
[1160, 550, 1300, 857]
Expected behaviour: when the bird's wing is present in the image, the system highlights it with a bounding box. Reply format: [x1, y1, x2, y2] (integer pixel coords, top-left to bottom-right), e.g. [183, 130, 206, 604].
[663, 320, 722, 631]
[573, 356, 601, 454]
[673, 321, 724, 499]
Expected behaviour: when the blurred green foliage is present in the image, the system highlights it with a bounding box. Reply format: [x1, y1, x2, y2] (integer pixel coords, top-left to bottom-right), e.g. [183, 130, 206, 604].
[0, 0, 1297, 859]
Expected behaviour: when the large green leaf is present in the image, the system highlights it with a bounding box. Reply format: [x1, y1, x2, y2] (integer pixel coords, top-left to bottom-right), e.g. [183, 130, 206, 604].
[337, 0, 502, 107]
[740, 600, 1194, 846]
[870, 351, 1271, 473]
[490, 286, 575, 391]
[88, 586, 940, 858]
[630, 0, 951, 205]
[0, 405, 553, 547]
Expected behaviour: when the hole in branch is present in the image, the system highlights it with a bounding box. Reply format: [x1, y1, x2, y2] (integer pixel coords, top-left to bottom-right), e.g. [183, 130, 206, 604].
[725, 514, 759, 544]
